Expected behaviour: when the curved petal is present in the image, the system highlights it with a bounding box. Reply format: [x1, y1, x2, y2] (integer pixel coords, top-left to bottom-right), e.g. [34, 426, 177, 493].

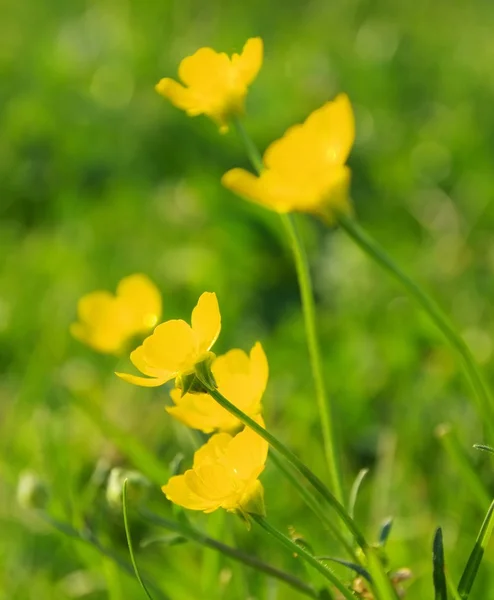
[155, 78, 197, 113]
[117, 274, 162, 331]
[115, 371, 169, 387]
[130, 345, 169, 378]
[308, 94, 355, 166]
[163, 474, 216, 511]
[166, 389, 237, 433]
[225, 416, 268, 481]
[191, 292, 221, 354]
[249, 341, 269, 398]
[193, 432, 232, 468]
[232, 37, 263, 86]
[77, 291, 114, 324]
[142, 319, 197, 373]
[221, 168, 264, 205]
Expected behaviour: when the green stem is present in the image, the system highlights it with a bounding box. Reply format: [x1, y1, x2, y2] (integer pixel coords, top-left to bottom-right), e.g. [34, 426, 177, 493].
[123, 480, 154, 600]
[269, 452, 358, 562]
[233, 118, 343, 503]
[141, 509, 319, 599]
[40, 513, 168, 599]
[197, 378, 367, 551]
[250, 514, 355, 600]
[337, 213, 494, 440]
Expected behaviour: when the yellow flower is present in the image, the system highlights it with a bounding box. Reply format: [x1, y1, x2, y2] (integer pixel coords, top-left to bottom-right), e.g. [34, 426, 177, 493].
[222, 94, 355, 221]
[167, 342, 268, 433]
[162, 418, 268, 515]
[116, 292, 220, 387]
[71, 274, 161, 354]
[155, 38, 263, 133]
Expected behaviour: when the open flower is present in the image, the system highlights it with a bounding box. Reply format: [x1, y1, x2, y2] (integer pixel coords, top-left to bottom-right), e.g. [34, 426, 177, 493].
[116, 292, 221, 387]
[167, 342, 268, 433]
[71, 274, 161, 354]
[222, 94, 355, 222]
[163, 418, 268, 515]
[155, 38, 263, 133]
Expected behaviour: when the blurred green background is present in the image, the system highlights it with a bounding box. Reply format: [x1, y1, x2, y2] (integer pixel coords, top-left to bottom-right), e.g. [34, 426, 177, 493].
[3, 0, 494, 598]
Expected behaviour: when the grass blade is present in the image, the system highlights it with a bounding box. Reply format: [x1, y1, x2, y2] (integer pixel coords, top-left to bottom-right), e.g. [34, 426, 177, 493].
[122, 479, 154, 600]
[367, 550, 399, 600]
[433, 528, 448, 600]
[458, 499, 494, 599]
[348, 468, 369, 519]
[446, 573, 462, 600]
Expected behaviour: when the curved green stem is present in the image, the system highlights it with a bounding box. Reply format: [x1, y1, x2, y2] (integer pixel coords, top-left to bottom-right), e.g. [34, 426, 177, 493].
[141, 509, 320, 599]
[269, 452, 359, 562]
[250, 514, 355, 600]
[196, 377, 367, 551]
[233, 117, 343, 503]
[337, 213, 494, 440]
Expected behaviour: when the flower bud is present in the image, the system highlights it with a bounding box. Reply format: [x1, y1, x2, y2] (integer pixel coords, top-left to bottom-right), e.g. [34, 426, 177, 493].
[106, 467, 150, 510]
[17, 471, 49, 510]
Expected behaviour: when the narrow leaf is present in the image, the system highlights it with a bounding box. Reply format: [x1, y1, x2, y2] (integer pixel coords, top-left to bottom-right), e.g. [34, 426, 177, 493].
[458, 499, 494, 599]
[446, 573, 462, 600]
[473, 444, 494, 455]
[433, 528, 447, 600]
[378, 518, 394, 547]
[122, 479, 154, 600]
[318, 556, 372, 582]
[348, 468, 369, 519]
[140, 534, 187, 549]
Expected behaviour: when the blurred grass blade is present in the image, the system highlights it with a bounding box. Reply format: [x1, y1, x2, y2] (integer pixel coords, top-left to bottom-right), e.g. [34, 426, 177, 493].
[123, 479, 154, 600]
[433, 528, 447, 600]
[436, 425, 490, 510]
[367, 550, 399, 600]
[473, 444, 494, 455]
[446, 573, 462, 600]
[140, 534, 187, 549]
[318, 556, 372, 582]
[74, 395, 166, 484]
[348, 468, 369, 519]
[378, 518, 393, 547]
[458, 499, 494, 599]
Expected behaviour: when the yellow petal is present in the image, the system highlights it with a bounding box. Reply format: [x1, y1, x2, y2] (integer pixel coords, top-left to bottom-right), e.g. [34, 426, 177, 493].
[115, 371, 169, 387]
[77, 291, 114, 323]
[166, 389, 237, 433]
[193, 432, 232, 468]
[224, 416, 268, 481]
[186, 464, 234, 500]
[155, 78, 197, 113]
[178, 48, 231, 88]
[191, 292, 221, 354]
[221, 168, 264, 205]
[232, 37, 263, 86]
[130, 345, 170, 378]
[250, 341, 269, 398]
[142, 319, 197, 374]
[117, 274, 162, 331]
[163, 474, 217, 511]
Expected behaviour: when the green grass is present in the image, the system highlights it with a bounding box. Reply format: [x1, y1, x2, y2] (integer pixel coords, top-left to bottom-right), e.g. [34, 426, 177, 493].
[3, 0, 494, 598]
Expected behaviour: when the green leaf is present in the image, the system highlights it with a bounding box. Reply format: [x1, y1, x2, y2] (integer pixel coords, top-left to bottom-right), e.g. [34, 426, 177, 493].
[473, 444, 494, 455]
[140, 534, 188, 549]
[122, 479, 155, 600]
[433, 528, 447, 600]
[458, 499, 494, 599]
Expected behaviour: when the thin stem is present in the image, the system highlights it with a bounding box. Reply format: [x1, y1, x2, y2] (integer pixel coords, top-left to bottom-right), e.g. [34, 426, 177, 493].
[123, 480, 154, 600]
[233, 117, 343, 503]
[250, 514, 355, 600]
[269, 452, 358, 562]
[40, 513, 168, 599]
[141, 509, 319, 599]
[198, 380, 367, 551]
[338, 213, 494, 440]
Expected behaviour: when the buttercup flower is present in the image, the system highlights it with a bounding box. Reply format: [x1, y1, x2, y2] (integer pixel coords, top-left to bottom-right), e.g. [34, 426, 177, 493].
[116, 292, 220, 387]
[163, 418, 268, 515]
[167, 342, 268, 433]
[222, 94, 355, 222]
[71, 274, 161, 354]
[155, 38, 263, 133]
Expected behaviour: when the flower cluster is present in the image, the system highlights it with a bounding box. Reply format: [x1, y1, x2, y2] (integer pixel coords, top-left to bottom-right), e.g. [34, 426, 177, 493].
[73, 282, 268, 516]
